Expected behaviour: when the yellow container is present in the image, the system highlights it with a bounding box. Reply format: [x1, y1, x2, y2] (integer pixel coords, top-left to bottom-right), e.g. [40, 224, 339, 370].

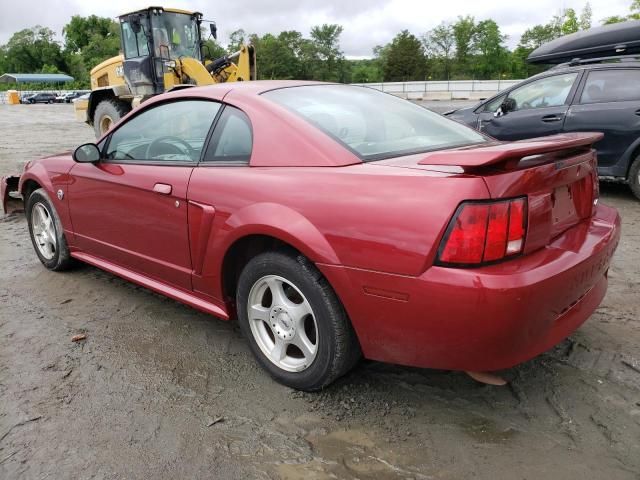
[7, 90, 20, 105]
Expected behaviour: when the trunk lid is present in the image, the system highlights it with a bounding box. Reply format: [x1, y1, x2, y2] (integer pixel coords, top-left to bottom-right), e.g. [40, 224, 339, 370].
[376, 132, 603, 254]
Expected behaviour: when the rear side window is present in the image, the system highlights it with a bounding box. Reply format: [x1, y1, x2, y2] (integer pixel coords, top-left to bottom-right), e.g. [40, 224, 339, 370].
[580, 69, 640, 104]
[202, 106, 253, 163]
[263, 85, 486, 161]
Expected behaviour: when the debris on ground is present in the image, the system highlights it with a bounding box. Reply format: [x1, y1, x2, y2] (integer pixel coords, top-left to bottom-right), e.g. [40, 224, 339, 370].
[206, 417, 224, 427]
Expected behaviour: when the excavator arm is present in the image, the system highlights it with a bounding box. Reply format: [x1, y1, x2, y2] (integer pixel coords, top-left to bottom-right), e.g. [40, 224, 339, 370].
[165, 45, 256, 89]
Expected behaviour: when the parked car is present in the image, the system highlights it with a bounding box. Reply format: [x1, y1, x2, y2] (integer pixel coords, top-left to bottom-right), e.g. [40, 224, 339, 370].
[22, 92, 57, 104]
[446, 57, 640, 199]
[1, 82, 620, 391]
[55, 91, 84, 103]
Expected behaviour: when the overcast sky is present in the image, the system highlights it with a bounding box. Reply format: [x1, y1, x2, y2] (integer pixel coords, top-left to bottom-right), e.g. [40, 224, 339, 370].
[0, 0, 633, 57]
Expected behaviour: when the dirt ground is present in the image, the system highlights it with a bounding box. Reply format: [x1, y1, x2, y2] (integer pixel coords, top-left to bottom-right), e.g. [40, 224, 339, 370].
[1, 103, 639, 480]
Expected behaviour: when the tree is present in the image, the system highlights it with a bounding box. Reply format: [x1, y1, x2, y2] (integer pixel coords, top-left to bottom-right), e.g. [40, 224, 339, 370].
[561, 8, 580, 35]
[452, 16, 476, 77]
[423, 22, 455, 79]
[251, 32, 302, 79]
[579, 3, 593, 30]
[308, 24, 345, 81]
[472, 20, 508, 79]
[227, 29, 247, 53]
[1, 26, 65, 73]
[350, 59, 382, 83]
[381, 30, 426, 81]
[61, 16, 120, 86]
[201, 39, 226, 61]
[604, 0, 640, 23]
[63, 15, 116, 53]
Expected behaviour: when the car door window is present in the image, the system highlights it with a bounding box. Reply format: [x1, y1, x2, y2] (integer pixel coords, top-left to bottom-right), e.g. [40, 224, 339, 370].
[480, 94, 506, 113]
[579, 69, 640, 104]
[508, 73, 578, 111]
[202, 106, 253, 163]
[105, 100, 221, 162]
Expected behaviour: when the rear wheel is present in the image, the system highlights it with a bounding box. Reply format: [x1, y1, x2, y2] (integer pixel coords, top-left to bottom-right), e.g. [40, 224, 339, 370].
[629, 155, 640, 200]
[93, 99, 131, 138]
[236, 250, 361, 391]
[26, 188, 74, 271]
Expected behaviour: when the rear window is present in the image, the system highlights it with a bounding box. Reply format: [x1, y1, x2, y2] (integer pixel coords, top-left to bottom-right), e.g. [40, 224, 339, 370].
[580, 69, 640, 104]
[262, 85, 486, 161]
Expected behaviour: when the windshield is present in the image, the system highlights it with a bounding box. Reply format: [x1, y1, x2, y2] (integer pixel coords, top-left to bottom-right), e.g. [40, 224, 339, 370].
[263, 85, 487, 161]
[151, 12, 200, 60]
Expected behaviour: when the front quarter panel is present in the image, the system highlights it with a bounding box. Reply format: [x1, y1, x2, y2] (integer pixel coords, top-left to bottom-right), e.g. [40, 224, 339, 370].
[19, 154, 76, 240]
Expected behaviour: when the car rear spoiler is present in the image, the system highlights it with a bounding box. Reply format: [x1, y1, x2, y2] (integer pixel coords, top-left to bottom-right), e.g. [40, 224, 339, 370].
[418, 132, 604, 169]
[1, 175, 22, 214]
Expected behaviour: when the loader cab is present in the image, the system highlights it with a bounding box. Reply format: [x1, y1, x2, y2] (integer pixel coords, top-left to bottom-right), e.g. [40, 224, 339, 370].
[119, 7, 204, 96]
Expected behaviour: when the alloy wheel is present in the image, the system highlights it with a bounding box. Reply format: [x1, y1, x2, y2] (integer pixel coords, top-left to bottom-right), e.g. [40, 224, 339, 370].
[247, 275, 318, 372]
[31, 203, 57, 260]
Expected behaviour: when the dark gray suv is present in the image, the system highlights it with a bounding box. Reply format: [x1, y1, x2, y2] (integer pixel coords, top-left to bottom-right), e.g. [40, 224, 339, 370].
[446, 59, 640, 199]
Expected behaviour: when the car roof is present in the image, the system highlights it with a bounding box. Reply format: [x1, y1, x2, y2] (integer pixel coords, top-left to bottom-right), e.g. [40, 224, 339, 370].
[127, 81, 363, 168]
[174, 80, 332, 99]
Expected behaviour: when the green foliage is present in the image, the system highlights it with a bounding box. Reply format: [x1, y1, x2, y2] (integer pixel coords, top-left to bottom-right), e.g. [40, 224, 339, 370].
[0, 16, 120, 88]
[247, 25, 346, 82]
[452, 16, 476, 75]
[1, 26, 65, 73]
[604, 0, 640, 23]
[579, 4, 593, 30]
[350, 60, 382, 83]
[381, 30, 426, 82]
[202, 39, 226, 61]
[423, 22, 455, 79]
[513, 4, 593, 77]
[227, 29, 247, 53]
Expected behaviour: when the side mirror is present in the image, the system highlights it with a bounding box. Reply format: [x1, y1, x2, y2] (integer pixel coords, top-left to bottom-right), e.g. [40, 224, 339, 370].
[495, 97, 516, 117]
[73, 143, 101, 163]
[210, 23, 217, 40]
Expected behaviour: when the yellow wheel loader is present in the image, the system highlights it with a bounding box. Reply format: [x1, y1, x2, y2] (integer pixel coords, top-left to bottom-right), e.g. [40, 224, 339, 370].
[76, 6, 256, 137]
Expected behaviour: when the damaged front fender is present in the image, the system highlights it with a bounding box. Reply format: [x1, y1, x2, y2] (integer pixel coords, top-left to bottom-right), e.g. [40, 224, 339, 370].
[1, 175, 23, 214]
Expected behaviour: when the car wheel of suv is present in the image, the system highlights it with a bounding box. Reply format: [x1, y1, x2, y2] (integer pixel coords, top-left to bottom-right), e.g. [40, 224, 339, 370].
[236, 250, 361, 391]
[629, 156, 640, 200]
[26, 188, 74, 271]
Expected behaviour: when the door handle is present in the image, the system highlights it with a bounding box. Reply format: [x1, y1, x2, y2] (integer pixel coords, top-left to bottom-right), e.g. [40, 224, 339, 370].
[541, 114, 563, 123]
[635, 109, 640, 116]
[153, 183, 172, 195]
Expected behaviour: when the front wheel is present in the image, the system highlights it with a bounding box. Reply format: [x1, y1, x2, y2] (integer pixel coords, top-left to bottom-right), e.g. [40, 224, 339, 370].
[629, 155, 640, 200]
[26, 188, 74, 271]
[236, 250, 360, 391]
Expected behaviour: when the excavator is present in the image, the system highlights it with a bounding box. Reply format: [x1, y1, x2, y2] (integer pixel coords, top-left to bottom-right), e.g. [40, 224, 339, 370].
[75, 6, 256, 137]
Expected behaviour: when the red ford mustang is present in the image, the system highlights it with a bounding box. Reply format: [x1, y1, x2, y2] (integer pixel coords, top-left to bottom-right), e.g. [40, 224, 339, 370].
[1, 81, 620, 390]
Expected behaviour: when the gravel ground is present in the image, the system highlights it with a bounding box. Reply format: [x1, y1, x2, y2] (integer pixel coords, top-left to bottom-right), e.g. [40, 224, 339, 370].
[1, 103, 639, 480]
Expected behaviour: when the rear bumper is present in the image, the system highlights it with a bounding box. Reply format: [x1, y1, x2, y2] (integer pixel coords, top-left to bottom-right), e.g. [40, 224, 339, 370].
[1, 175, 22, 214]
[318, 204, 621, 371]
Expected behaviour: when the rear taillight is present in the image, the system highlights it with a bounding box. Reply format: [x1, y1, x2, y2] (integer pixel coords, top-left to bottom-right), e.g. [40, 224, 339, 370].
[437, 197, 527, 267]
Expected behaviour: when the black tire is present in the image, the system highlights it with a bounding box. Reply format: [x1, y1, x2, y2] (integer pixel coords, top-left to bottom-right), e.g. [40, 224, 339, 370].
[236, 250, 361, 391]
[629, 156, 640, 200]
[93, 99, 131, 138]
[26, 188, 74, 271]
